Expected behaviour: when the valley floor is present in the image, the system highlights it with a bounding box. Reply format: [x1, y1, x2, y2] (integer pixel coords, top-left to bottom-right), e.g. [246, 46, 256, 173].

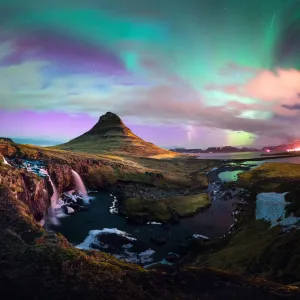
[1, 142, 300, 299]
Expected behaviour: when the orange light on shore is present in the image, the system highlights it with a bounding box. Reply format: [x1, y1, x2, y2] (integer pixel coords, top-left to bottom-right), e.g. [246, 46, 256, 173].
[287, 148, 300, 152]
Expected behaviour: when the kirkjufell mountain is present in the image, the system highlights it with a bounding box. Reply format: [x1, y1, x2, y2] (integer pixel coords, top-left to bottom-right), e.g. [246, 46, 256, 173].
[57, 112, 172, 156]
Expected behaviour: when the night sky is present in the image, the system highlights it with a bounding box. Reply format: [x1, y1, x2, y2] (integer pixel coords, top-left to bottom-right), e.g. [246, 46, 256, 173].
[1, 0, 300, 148]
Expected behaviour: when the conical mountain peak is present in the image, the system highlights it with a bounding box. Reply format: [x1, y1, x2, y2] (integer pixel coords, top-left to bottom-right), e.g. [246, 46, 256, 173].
[99, 112, 122, 123]
[87, 112, 133, 137]
[58, 112, 171, 156]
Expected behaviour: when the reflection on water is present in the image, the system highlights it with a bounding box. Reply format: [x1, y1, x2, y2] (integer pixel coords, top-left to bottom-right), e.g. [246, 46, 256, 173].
[218, 170, 243, 182]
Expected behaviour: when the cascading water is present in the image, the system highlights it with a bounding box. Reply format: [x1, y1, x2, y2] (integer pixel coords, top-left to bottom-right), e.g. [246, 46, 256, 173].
[2, 156, 11, 166]
[49, 181, 59, 209]
[71, 170, 89, 203]
[44, 170, 60, 226]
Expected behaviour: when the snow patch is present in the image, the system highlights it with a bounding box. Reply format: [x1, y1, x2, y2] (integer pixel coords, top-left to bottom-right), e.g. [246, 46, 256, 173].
[76, 229, 155, 264]
[147, 222, 162, 225]
[256, 192, 300, 227]
[192, 234, 209, 240]
[77, 228, 137, 250]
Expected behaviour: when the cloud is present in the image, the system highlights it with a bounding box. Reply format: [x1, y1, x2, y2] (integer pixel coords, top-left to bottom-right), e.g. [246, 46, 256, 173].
[244, 69, 300, 101]
[282, 103, 300, 110]
[0, 54, 298, 143]
[208, 67, 300, 118]
[0, 30, 129, 77]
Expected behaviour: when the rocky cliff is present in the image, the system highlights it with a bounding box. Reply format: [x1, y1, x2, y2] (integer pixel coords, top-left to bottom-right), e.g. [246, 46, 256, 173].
[0, 161, 50, 221]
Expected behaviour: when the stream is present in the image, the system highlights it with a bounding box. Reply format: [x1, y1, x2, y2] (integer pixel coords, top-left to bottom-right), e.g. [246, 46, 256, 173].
[6, 155, 300, 266]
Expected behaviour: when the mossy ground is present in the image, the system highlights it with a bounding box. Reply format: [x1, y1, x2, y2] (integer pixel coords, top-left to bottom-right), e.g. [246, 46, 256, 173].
[120, 194, 211, 222]
[1, 180, 298, 299]
[0, 149, 300, 298]
[188, 162, 300, 284]
[4, 142, 214, 190]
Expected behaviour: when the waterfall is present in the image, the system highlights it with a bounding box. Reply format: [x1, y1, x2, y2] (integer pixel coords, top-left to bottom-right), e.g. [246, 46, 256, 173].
[46, 172, 59, 208]
[44, 170, 60, 226]
[71, 170, 89, 203]
[2, 156, 11, 166]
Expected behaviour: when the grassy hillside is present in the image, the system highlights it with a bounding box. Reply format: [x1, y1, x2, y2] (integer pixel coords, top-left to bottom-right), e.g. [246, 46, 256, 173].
[0, 171, 299, 299]
[188, 162, 300, 283]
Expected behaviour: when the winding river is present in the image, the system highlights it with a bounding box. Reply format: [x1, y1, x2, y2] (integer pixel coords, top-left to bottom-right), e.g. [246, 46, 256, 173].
[53, 155, 300, 265]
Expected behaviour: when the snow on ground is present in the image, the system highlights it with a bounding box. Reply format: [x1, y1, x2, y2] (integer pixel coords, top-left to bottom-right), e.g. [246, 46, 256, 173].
[256, 192, 300, 228]
[147, 222, 162, 225]
[76, 229, 137, 250]
[192, 234, 209, 240]
[76, 228, 155, 264]
[84, 228, 137, 249]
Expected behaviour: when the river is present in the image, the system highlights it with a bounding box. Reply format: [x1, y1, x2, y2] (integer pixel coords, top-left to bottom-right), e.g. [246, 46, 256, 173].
[54, 155, 300, 266]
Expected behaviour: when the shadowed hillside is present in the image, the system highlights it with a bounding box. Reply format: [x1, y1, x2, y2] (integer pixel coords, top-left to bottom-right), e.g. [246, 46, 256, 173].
[56, 112, 173, 157]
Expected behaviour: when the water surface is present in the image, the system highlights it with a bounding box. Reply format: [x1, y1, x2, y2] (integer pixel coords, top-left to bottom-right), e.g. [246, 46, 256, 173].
[56, 187, 238, 263]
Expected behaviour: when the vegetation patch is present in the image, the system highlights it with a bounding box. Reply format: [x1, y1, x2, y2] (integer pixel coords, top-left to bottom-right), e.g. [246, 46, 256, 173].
[188, 162, 300, 284]
[120, 194, 211, 222]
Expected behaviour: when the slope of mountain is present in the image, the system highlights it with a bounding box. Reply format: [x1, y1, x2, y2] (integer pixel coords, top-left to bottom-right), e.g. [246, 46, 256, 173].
[56, 112, 173, 157]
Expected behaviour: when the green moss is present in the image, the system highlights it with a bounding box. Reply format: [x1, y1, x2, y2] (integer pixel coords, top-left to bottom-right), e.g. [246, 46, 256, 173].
[189, 162, 300, 283]
[120, 197, 171, 221]
[120, 194, 210, 222]
[192, 214, 300, 282]
[238, 162, 300, 191]
[167, 194, 210, 217]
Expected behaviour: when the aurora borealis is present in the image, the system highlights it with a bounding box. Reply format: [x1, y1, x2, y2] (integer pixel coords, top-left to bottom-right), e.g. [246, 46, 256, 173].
[1, 0, 300, 148]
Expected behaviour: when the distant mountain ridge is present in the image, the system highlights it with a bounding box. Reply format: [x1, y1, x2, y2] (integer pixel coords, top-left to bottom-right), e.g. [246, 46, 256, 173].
[171, 146, 260, 153]
[171, 143, 300, 154]
[56, 112, 173, 156]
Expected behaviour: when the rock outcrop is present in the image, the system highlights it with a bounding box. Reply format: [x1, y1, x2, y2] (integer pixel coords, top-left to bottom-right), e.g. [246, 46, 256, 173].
[0, 138, 17, 156]
[0, 164, 50, 221]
